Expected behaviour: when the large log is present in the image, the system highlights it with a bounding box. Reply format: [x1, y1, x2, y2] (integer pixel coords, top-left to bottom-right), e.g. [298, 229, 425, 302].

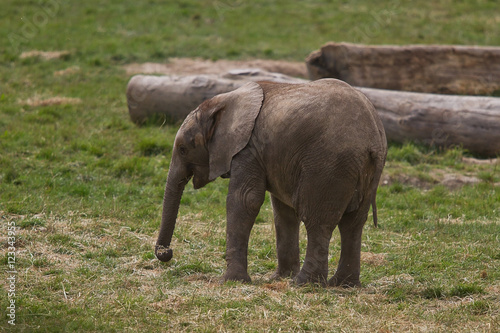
[126, 72, 500, 156]
[126, 69, 306, 124]
[306, 43, 500, 95]
[356, 87, 500, 156]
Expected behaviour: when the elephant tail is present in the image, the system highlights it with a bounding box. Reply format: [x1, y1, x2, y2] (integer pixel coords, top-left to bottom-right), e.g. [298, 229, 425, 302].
[372, 196, 378, 228]
[369, 148, 386, 228]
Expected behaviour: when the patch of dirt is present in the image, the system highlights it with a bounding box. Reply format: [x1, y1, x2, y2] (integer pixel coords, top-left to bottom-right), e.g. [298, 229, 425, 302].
[262, 281, 289, 291]
[20, 50, 70, 60]
[380, 155, 500, 190]
[380, 173, 435, 189]
[383, 171, 500, 190]
[124, 57, 308, 78]
[21, 96, 82, 107]
[380, 172, 488, 190]
[440, 174, 481, 189]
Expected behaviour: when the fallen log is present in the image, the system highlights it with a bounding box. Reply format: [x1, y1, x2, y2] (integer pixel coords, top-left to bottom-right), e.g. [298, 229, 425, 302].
[356, 87, 500, 156]
[126, 69, 306, 124]
[126, 72, 500, 156]
[306, 43, 500, 95]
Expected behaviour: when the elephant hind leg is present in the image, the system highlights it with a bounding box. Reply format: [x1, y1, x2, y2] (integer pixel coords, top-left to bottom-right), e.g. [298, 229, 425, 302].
[269, 195, 300, 280]
[328, 201, 371, 287]
[292, 208, 344, 286]
[293, 221, 336, 286]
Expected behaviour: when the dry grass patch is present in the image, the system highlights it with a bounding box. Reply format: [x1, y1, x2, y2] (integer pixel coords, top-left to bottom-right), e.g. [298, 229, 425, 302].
[361, 251, 387, 266]
[54, 66, 80, 76]
[1, 209, 498, 332]
[20, 50, 71, 60]
[438, 215, 499, 225]
[21, 96, 82, 107]
[462, 157, 500, 165]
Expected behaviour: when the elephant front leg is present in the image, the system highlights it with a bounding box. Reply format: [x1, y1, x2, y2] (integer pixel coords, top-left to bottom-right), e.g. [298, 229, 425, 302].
[270, 195, 300, 280]
[223, 171, 266, 283]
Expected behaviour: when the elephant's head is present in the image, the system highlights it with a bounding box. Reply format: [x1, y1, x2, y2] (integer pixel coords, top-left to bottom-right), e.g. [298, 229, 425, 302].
[155, 82, 264, 262]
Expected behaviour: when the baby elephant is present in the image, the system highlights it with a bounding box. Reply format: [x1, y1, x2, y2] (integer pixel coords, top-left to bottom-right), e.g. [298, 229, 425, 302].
[155, 79, 387, 287]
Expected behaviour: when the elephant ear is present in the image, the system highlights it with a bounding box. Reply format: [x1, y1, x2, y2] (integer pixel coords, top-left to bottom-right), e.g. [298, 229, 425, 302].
[205, 82, 264, 181]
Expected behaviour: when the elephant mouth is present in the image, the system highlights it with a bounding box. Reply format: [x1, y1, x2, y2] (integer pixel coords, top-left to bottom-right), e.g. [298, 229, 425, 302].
[192, 165, 210, 189]
[192, 174, 206, 189]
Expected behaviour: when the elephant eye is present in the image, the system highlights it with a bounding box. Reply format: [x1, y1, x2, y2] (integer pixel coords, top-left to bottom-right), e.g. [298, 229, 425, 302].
[179, 145, 188, 156]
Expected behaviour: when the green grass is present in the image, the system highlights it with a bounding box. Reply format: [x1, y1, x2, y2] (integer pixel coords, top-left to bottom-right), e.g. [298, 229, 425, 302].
[1, 0, 499, 331]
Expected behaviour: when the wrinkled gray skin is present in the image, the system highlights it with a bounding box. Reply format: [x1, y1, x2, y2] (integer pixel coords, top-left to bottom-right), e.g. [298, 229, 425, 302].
[155, 79, 387, 287]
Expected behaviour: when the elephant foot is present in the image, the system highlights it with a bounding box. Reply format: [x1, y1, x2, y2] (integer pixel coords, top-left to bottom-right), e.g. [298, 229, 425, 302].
[269, 271, 284, 281]
[222, 270, 251, 283]
[328, 275, 361, 288]
[269, 267, 299, 281]
[292, 269, 327, 286]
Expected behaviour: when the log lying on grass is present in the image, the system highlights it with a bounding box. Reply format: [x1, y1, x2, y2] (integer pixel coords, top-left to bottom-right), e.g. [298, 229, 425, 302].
[126, 69, 306, 124]
[306, 43, 500, 95]
[126, 71, 500, 156]
[357, 88, 500, 156]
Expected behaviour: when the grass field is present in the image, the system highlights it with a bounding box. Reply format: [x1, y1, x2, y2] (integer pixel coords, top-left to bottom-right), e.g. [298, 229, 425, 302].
[1, 0, 499, 331]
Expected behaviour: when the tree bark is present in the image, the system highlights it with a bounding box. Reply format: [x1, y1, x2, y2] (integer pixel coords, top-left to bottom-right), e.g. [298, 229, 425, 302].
[306, 42, 500, 95]
[126, 72, 500, 156]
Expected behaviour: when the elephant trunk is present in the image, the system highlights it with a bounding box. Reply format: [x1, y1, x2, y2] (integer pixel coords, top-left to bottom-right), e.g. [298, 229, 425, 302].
[155, 157, 191, 262]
